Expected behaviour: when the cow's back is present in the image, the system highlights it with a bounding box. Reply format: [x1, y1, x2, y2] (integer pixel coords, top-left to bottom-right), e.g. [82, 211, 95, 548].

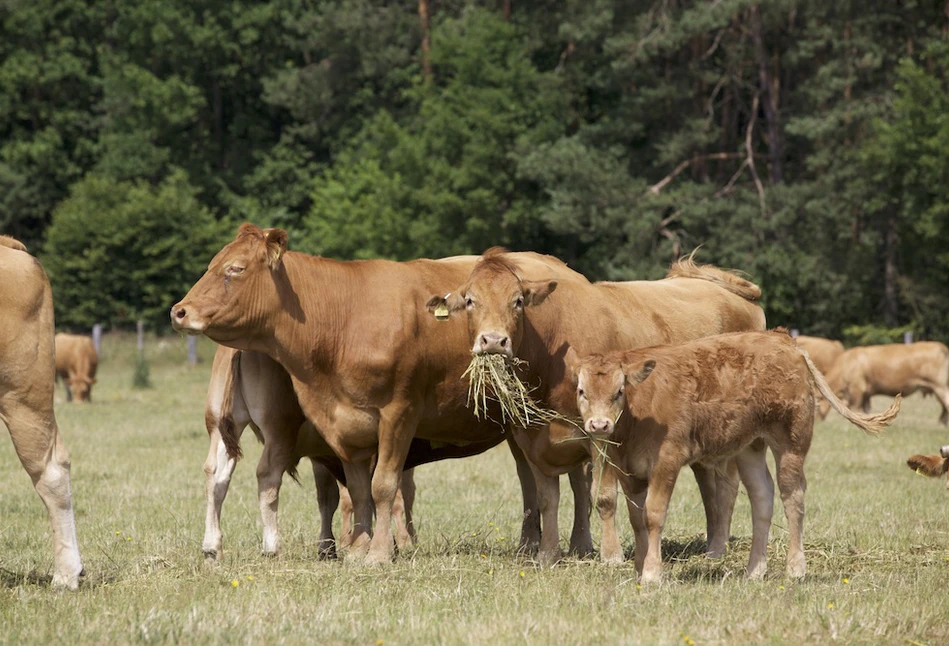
[862, 342, 949, 394]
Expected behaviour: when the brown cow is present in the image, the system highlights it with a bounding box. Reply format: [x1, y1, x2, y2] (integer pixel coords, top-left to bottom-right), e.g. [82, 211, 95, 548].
[172, 224, 574, 564]
[0, 235, 84, 588]
[54, 333, 98, 402]
[567, 331, 901, 583]
[794, 335, 844, 374]
[906, 445, 949, 489]
[203, 346, 416, 559]
[428, 249, 766, 564]
[820, 342, 949, 423]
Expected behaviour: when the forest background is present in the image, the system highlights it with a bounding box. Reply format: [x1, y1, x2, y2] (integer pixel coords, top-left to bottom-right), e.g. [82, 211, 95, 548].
[3, 0, 949, 343]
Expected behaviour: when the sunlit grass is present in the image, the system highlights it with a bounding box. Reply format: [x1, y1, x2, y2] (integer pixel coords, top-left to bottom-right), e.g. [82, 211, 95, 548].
[0, 334, 947, 643]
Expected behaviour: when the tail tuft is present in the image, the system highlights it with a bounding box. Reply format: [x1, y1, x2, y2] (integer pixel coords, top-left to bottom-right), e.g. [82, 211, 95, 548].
[906, 454, 949, 478]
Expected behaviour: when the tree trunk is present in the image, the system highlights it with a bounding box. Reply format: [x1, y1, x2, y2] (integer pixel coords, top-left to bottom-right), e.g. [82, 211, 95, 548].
[750, 4, 783, 183]
[503, 0, 512, 21]
[883, 208, 900, 327]
[419, 0, 432, 81]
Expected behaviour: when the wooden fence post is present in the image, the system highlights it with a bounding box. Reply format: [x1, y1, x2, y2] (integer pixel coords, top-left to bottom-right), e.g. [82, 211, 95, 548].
[137, 319, 145, 358]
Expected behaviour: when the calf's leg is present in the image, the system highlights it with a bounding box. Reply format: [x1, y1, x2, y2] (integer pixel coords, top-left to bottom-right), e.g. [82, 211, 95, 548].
[340, 460, 373, 559]
[311, 460, 339, 558]
[735, 444, 774, 579]
[773, 448, 807, 578]
[391, 473, 414, 551]
[641, 465, 680, 584]
[591, 455, 623, 564]
[624, 484, 649, 576]
[256, 436, 295, 556]
[400, 469, 417, 543]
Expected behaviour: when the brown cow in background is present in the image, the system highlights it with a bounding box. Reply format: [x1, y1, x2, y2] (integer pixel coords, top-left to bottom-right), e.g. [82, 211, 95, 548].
[820, 342, 949, 423]
[794, 335, 844, 374]
[0, 235, 84, 588]
[55, 333, 98, 403]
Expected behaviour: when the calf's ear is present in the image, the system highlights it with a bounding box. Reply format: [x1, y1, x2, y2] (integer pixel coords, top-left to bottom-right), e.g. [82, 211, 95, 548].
[426, 291, 465, 319]
[264, 228, 289, 268]
[624, 359, 656, 385]
[563, 346, 581, 386]
[523, 280, 557, 306]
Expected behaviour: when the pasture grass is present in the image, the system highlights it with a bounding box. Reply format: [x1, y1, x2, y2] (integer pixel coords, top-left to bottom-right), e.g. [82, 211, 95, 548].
[1, 333, 948, 644]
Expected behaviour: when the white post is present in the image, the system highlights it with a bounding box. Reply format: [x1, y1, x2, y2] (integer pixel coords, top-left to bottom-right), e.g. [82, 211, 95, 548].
[904, 331, 913, 344]
[92, 323, 102, 355]
[790, 329, 799, 339]
[187, 336, 198, 365]
[137, 320, 145, 358]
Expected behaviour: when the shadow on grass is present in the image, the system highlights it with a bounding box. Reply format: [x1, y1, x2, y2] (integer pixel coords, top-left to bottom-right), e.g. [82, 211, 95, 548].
[0, 567, 117, 590]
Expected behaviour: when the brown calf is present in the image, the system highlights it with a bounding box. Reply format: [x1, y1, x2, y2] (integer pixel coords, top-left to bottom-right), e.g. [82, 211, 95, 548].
[568, 331, 900, 583]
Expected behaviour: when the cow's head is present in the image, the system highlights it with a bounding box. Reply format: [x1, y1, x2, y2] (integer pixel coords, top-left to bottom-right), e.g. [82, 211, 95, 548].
[566, 348, 655, 438]
[171, 223, 288, 344]
[426, 248, 557, 359]
[70, 376, 95, 403]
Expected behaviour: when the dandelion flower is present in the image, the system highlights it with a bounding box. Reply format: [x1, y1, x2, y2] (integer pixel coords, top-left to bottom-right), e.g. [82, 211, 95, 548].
[519, 571, 525, 578]
[827, 603, 834, 610]
[842, 578, 850, 584]
[231, 580, 240, 588]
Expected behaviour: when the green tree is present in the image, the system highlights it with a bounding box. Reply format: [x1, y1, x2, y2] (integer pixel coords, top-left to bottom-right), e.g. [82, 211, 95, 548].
[42, 172, 231, 330]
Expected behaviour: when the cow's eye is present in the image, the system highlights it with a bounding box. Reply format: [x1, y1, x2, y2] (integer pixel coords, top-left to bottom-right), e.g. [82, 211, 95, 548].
[465, 297, 474, 309]
[613, 388, 624, 401]
[578, 388, 585, 400]
[514, 296, 524, 309]
[227, 265, 245, 276]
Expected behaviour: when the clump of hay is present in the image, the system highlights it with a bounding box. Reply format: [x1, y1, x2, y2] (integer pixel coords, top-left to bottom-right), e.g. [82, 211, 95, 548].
[462, 354, 568, 429]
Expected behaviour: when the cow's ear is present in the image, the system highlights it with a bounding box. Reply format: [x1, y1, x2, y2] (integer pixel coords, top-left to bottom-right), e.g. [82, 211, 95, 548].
[624, 359, 656, 385]
[564, 346, 581, 386]
[523, 280, 558, 307]
[264, 228, 289, 268]
[238, 222, 264, 239]
[426, 291, 465, 320]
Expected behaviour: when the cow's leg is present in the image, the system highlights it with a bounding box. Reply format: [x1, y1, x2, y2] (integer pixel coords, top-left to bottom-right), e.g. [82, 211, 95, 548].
[366, 406, 421, 565]
[773, 447, 807, 579]
[624, 484, 648, 576]
[311, 460, 339, 559]
[930, 386, 949, 425]
[708, 459, 740, 558]
[341, 459, 373, 559]
[640, 465, 680, 585]
[568, 461, 594, 557]
[0, 404, 83, 589]
[401, 469, 417, 543]
[256, 436, 294, 557]
[202, 427, 241, 559]
[591, 455, 623, 564]
[391, 469, 415, 551]
[338, 483, 354, 549]
[527, 462, 562, 566]
[735, 444, 774, 579]
[507, 435, 540, 553]
[692, 464, 724, 557]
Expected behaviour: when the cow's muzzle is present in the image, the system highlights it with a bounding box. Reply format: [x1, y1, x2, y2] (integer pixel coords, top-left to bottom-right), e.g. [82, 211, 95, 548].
[170, 302, 207, 334]
[472, 332, 512, 358]
[585, 418, 614, 437]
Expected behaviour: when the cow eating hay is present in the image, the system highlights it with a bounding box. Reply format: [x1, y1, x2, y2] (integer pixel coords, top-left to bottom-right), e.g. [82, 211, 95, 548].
[462, 353, 567, 429]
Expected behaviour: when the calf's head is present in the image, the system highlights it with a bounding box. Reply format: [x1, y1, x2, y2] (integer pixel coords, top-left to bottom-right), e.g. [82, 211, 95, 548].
[171, 223, 288, 344]
[426, 248, 557, 359]
[566, 349, 656, 438]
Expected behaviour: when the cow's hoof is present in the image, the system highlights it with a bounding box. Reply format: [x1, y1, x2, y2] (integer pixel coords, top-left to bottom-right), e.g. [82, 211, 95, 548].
[261, 550, 278, 559]
[364, 550, 392, 566]
[786, 555, 806, 579]
[536, 549, 561, 568]
[746, 564, 767, 580]
[569, 538, 595, 559]
[202, 549, 219, 561]
[639, 570, 662, 585]
[600, 551, 624, 566]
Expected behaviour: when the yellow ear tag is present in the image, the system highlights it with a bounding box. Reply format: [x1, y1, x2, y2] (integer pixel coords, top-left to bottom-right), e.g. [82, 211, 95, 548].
[434, 293, 451, 321]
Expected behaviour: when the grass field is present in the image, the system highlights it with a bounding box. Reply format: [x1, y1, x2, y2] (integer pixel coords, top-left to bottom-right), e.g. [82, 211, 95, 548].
[1, 333, 948, 644]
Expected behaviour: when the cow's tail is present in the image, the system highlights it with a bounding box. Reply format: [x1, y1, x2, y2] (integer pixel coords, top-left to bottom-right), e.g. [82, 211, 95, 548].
[206, 350, 244, 460]
[906, 454, 949, 478]
[801, 348, 901, 435]
[666, 249, 761, 302]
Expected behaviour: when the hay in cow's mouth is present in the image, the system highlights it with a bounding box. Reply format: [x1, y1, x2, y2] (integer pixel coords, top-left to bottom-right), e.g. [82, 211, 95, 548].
[462, 354, 566, 429]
